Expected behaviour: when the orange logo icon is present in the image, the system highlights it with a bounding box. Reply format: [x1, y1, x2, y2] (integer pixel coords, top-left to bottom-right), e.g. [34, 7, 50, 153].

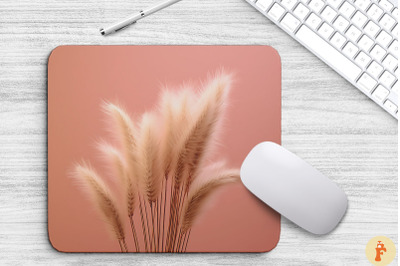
[375, 241, 387, 262]
[366, 236, 396, 265]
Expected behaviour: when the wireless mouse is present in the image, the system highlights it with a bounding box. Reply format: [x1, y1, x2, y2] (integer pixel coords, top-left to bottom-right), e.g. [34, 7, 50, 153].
[240, 142, 348, 235]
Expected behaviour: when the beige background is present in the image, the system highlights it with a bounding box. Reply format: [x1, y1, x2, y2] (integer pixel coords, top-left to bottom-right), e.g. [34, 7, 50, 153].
[0, 0, 397, 264]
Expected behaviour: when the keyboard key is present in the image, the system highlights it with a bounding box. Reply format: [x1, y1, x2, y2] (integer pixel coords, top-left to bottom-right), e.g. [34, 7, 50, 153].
[379, 14, 396, 31]
[281, 13, 301, 32]
[333, 15, 349, 32]
[355, 51, 371, 68]
[379, 0, 394, 12]
[370, 44, 386, 61]
[382, 54, 397, 71]
[293, 3, 310, 20]
[345, 25, 361, 42]
[256, 0, 273, 12]
[392, 25, 398, 37]
[296, 25, 362, 80]
[343, 42, 359, 58]
[351, 11, 368, 28]
[309, 0, 325, 13]
[364, 21, 380, 37]
[339, 1, 356, 18]
[367, 61, 383, 78]
[392, 81, 399, 94]
[392, 8, 398, 18]
[357, 73, 377, 92]
[327, 0, 343, 9]
[358, 35, 374, 51]
[306, 13, 322, 30]
[376, 30, 392, 47]
[281, 0, 297, 10]
[384, 100, 397, 113]
[388, 40, 398, 55]
[372, 85, 389, 102]
[318, 23, 335, 39]
[321, 6, 338, 22]
[331, 32, 346, 49]
[354, 0, 371, 11]
[380, 71, 396, 87]
[367, 4, 383, 20]
[268, 3, 286, 21]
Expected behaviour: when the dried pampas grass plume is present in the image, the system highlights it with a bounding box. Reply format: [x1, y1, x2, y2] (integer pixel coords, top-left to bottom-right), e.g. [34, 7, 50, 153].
[137, 113, 163, 202]
[187, 73, 232, 179]
[73, 162, 128, 252]
[180, 168, 240, 234]
[175, 72, 232, 190]
[159, 92, 175, 179]
[97, 143, 126, 184]
[102, 102, 138, 180]
[97, 142, 140, 252]
[71, 71, 239, 252]
[97, 142, 136, 217]
[159, 90, 193, 180]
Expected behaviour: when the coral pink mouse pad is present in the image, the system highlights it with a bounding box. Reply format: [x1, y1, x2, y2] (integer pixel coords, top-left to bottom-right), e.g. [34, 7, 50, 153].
[48, 46, 281, 253]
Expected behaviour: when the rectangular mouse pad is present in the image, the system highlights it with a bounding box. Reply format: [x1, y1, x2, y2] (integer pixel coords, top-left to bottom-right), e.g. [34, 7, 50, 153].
[48, 46, 281, 253]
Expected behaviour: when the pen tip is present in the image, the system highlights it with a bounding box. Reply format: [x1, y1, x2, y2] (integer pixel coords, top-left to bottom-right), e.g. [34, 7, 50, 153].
[100, 29, 105, 36]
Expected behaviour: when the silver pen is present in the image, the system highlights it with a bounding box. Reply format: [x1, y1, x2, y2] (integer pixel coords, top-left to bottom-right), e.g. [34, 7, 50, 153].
[100, 0, 183, 36]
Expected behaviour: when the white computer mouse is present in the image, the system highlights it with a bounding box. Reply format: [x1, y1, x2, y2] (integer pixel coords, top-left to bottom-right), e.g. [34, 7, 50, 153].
[240, 141, 348, 235]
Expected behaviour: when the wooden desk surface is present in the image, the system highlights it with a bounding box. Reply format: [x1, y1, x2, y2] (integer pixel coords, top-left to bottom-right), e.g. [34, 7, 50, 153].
[0, 0, 397, 264]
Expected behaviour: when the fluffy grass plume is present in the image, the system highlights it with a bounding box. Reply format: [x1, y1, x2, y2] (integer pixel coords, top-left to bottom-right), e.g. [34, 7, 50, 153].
[137, 113, 163, 202]
[185, 73, 232, 187]
[72, 72, 239, 252]
[102, 102, 138, 180]
[173, 73, 232, 190]
[97, 142, 136, 217]
[159, 90, 193, 180]
[73, 162, 127, 251]
[180, 168, 240, 234]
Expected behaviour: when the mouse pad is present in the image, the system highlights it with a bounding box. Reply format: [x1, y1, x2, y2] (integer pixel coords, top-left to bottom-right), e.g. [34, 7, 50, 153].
[48, 46, 281, 253]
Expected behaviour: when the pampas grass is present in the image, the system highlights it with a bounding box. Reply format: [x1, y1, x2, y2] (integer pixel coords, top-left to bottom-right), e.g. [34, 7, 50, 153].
[73, 162, 128, 252]
[180, 169, 240, 233]
[138, 113, 162, 203]
[72, 72, 239, 252]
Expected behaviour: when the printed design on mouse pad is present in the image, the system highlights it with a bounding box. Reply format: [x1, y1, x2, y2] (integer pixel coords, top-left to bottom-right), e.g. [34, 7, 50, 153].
[71, 74, 240, 252]
[48, 46, 281, 252]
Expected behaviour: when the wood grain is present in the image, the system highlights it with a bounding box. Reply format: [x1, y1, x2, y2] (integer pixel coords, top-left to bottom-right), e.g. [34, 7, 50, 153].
[0, 0, 397, 264]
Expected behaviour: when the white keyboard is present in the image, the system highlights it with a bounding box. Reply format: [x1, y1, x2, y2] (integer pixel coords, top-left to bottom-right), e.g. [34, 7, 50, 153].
[246, 0, 398, 119]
